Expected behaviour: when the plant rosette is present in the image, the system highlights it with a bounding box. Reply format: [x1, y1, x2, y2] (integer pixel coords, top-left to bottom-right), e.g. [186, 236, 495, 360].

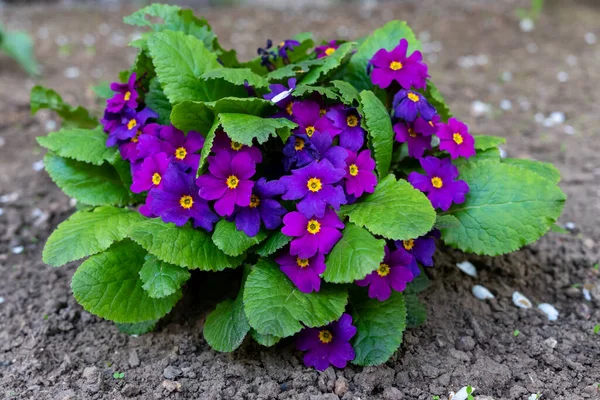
[33, 3, 566, 370]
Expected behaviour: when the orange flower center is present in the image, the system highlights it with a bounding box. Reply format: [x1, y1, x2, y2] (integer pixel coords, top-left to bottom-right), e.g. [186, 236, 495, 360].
[307, 177, 322, 192]
[296, 257, 310, 268]
[407, 92, 420, 103]
[403, 239, 415, 251]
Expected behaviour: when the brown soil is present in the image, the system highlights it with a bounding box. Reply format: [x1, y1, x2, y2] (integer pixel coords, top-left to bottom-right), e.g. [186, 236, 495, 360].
[1, 1, 599, 399]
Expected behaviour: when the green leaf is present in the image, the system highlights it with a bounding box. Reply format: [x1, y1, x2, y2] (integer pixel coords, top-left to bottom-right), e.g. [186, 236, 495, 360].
[405, 268, 430, 294]
[204, 297, 250, 352]
[434, 214, 460, 230]
[0, 27, 39, 76]
[147, 30, 221, 104]
[128, 219, 243, 270]
[71, 241, 181, 323]
[116, 320, 158, 335]
[323, 223, 385, 283]
[404, 293, 427, 328]
[267, 59, 324, 81]
[293, 84, 339, 101]
[441, 160, 566, 255]
[339, 174, 436, 241]
[243, 259, 348, 338]
[201, 68, 269, 89]
[551, 223, 569, 234]
[300, 42, 356, 85]
[359, 90, 394, 178]
[43, 153, 133, 206]
[332, 80, 361, 106]
[43, 206, 145, 267]
[423, 81, 452, 122]
[92, 82, 114, 99]
[350, 291, 407, 366]
[30, 85, 98, 128]
[473, 135, 506, 150]
[123, 4, 182, 28]
[140, 255, 191, 298]
[345, 21, 421, 91]
[37, 128, 116, 166]
[218, 113, 297, 146]
[198, 119, 220, 173]
[255, 231, 292, 257]
[145, 77, 172, 125]
[212, 220, 268, 257]
[502, 158, 560, 184]
[251, 329, 281, 347]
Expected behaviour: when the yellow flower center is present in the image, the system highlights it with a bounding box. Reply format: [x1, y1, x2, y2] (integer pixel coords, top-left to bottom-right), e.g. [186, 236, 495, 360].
[431, 176, 443, 189]
[403, 239, 415, 251]
[429, 121, 435, 127]
[249, 194, 260, 208]
[230, 141, 243, 151]
[294, 137, 305, 151]
[286, 102, 294, 116]
[305, 125, 315, 137]
[408, 128, 417, 138]
[124, 91, 131, 101]
[407, 92, 420, 103]
[377, 263, 390, 277]
[389, 61, 403, 71]
[307, 177, 322, 192]
[226, 175, 239, 189]
[346, 115, 359, 127]
[453, 132, 464, 145]
[307, 220, 321, 235]
[175, 147, 187, 160]
[131, 130, 142, 143]
[179, 195, 193, 209]
[127, 119, 137, 130]
[151, 173, 162, 186]
[320, 109, 326, 117]
[349, 164, 359, 177]
[324, 47, 336, 56]
[296, 257, 310, 268]
[279, 41, 286, 48]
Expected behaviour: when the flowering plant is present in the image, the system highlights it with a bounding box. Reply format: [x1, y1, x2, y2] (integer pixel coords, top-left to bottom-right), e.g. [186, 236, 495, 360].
[33, 4, 565, 370]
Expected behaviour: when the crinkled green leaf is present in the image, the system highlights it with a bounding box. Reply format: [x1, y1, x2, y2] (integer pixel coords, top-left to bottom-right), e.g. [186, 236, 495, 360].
[434, 214, 460, 230]
[404, 293, 427, 328]
[503, 158, 560, 184]
[255, 231, 292, 257]
[332, 80, 361, 106]
[345, 21, 421, 91]
[128, 219, 243, 270]
[359, 90, 394, 178]
[43, 206, 145, 267]
[323, 223, 385, 283]
[212, 220, 268, 257]
[0, 26, 39, 76]
[350, 291, 407, 366]
[473, 135, 506, 150]
[43, 153, 133, 207]
[251, 329, 281, 347]
[339, 174, 436, 241]
[441, 160, 566, 256]
[92, 82, 114, 99]
[37, 128, 116, 166]
[300, 42, 356, 85]
[71, 241, 181, 324]
[30, 85, 98, 128]
[423, 81, 452, 122]
[116, 320, 158, 335]
[145, 77, 172, 125]
[123, 3, 183, 28]
[201, 68, 269, 89]
[267, 58, 325, 81]
[243, 32, 314, 75]
[197, 118, 220, 173]
[293, 84, 339, 101]
[405, 268, 430, 294]
[218, 113, 297, 146]
[204, 297, 250, 352]
[140, 254, 191, 299]
[243, 259, 348, 338]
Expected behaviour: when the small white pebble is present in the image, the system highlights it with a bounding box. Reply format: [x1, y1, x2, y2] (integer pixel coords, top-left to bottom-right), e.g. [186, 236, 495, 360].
[0, 297, 4, 304]
[0, 136, 5, 147]
[512, 291, 533, 309]
[32, 160, 44, 172]
[500, 99, 512, 111]
[566, 55, 578, 66]
[98, 23, 111, 36]
[458, 56, 475, 69]
[64, 67, 80, 79]
[520, 18, 535, 32]
[0, 208, 4, 216]
[430, 135, 440, 148]
[584, 32, 597, 45]
[499, 147, 507, 158]
[526, 42, 538, 53]
[501, 71, 513, 82]
[564, 125, 575, 135]
[456, 261, 478, 277]
[538, 303, 559, 321]
[583, 288, 592, 301]
[450, 386, 475, 400]
[472, 285, 495, 300]
[471, 100, 492, 117]
[549, 111, 565, 125]
[11, 246, 24, 255]
[565, 221, 576, 230]
[528, 394, 542, 400]
[45, 119, 57, 132]
[475, 54, 489, 66]
[557, 71, 569, 83]
[0, 192, 19, 203]
[69, 198, 78, 208]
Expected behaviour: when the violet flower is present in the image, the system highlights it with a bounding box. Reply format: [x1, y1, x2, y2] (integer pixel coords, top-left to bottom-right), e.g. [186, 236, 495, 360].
[234, 178, 286, 237]
[281, 208, 344, 258]
[104, 107, 158, 148]
[393, 116, 439, 159]
[392, 89, 436, 122]
[369, 39, 429, 90]
[276, 251, 326, 293]
[343, 150, 377, 198]
[277, 39, 301, 62]
[356, 246, 414, 301]
[326, 107, 365, 152]
[397, 230, 440, 277]
[106, 73, 138, 113]
[212, 130, 263, 163]
[436, 117, 476, 159]
[292, 100, 340, 139]
[315, 40, 339, 59]
[282, 133, 319, 171]
[130, 152, 170, 193]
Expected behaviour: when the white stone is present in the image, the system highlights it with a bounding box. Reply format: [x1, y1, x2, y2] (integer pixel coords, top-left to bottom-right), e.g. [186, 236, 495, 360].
[456, 261, 478, 278]
[519, 18, 535, 32]
[584, 32, 597, 45]
[471, 100, 492, 117]
[549, 112, 565, 125]
[500, 99, 512, 111]
[0, 297, 4, 304]
[11, 246, 24, 255]
[501, 71, 513, 82]
[565, 222, 576, 230]
[512, 291, 533, 309]
[32, 160, 44, 172]
[499, 147, 507, 158]
[450, 386, 475, 400]
[472, 285, 495, 300]
[45, 120, 57, 132]
[0, 192, 19, 203]
[557, 71, 569, 83]
[538, 304, 559, 321]
[564, 125, 575, 135]
[64, 67, 80, 79]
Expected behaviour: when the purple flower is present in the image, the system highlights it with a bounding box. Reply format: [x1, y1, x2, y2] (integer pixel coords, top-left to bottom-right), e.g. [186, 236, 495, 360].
[139, 192, 155, 218]
[119, 123, 164, 162]
[264, 78, 297, 116]
[408, 156, 469, 211]
[436, 118, 476, 159]
[234, 178, 286, 237]
[315, 40, 339, 59]
[257, 39, 276, 71]
[212, 131, 263, 164]
[369, 39, 429, 90]
[392, 89, 436, 122]
[393, 116, 439, 159]
[280, 159, 346, 218]
[296, 313, 356, 371]
[276, 251, 326, 293]
[148, 163, 218, 231]
[356, 246, 414, 301]
[277, 39, 301, 61]
[104, 107, 158, 148]
[344, 150, 377, 198]
[282, 133, 319, 170]
[326, 107, 365, 152]
[130, 152, 170, 193]
[292, 100, 340, 139]
[397, 230, 440, 276]
[156, 126, 205, 170]
[106, 73, 138, 113]
[196, 151, 256, 217]
[281, 208, 344, 258]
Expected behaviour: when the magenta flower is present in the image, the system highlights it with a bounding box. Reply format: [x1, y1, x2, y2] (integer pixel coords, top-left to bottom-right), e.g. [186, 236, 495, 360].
[130, 152, 170, 193]
[396, 230, 440, 277]
[281, 208, 344, 258]
[282, 133, 319, 170]
[315, 40, 339, 58]
[234, 178, 286, 237]
[276, 251, 326, 293]
[196, 151, 256, 217]
[119, 123, 162, 162]
[436, 118, 476, 159]
[326, 107, 365, 152]
[408, 156, 469, 211]
[212, 131, 262, 163]
[158, 126, 205, 170]
[106, 73, 138, 113]
[148, 164, 218, 231]
[280, 159, 347, 218]
[344, 150, 377, 198]
[103, 107, 157, 148]
[292, 100, 340, 140]
[392, 89, 436, 122]
[296, 313, 357, 371]
[369, 39, 429, 90]
[139, 192, 155, 218]
[356, 246, 414, 301]
[393, 115, 439, 159]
